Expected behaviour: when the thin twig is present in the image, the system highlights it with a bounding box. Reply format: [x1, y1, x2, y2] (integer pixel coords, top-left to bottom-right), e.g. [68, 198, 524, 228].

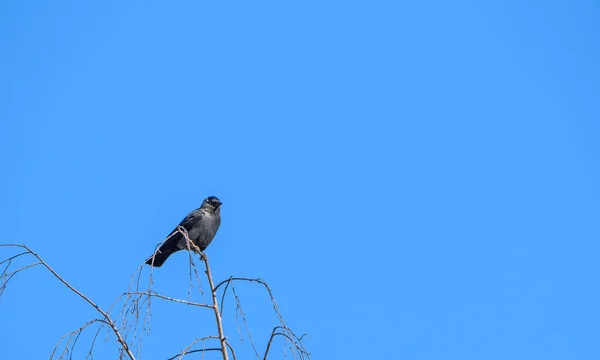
[116, 226, 185, 357]
[219, 276, 233, 315]
[166, 335, 220, 360]
[231, 285, 260, 359]
[179, 227, 206, 302]
[166, 348, 222, 360]
[49, 319, 106, 359]
[1, 262, 42, 297]
[0, 251, 29, 269]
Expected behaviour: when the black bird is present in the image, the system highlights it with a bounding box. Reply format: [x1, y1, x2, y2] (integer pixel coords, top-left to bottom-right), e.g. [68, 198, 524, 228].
[145, 196, 222, 267]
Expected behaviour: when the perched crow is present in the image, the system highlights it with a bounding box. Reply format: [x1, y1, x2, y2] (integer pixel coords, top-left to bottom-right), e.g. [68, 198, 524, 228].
[145, 196, 222, 267]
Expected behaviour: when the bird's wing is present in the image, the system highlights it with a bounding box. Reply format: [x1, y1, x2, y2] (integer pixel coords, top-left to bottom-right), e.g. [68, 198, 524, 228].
[155, 209, 202, 249]
[145, 208, 204, 266]
[171, 208, 205, 248]
[177, 208, 203, 230]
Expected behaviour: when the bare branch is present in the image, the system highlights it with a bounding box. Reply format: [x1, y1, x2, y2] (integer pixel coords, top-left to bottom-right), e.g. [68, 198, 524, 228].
[0, 244, 136, 360]
[123, 291, 213, 309]
[201, 252, 229, 360]
[214, 277, 283, 323]
[2, 238, 310, 360]
[214, 277, 311, 360]
[225, 341, 237, 360]
[263, 326, 310, 360]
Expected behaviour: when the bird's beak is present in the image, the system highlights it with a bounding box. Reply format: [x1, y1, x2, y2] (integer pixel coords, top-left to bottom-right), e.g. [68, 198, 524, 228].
[216, 200, 223, 207]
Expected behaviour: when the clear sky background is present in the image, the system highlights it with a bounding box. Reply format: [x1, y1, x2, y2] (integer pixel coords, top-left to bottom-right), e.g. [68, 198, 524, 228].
[1, 1, 599, 359]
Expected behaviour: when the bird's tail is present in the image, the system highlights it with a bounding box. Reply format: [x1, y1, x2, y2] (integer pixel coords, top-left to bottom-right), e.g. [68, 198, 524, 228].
[145, 251, 170, 267]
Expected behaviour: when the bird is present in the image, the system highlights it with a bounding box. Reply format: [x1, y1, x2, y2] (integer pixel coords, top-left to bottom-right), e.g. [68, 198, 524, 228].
[145, 196, 222, 267]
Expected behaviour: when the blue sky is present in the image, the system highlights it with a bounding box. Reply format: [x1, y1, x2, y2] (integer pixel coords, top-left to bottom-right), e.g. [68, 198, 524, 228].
[1, 1, 600, 359]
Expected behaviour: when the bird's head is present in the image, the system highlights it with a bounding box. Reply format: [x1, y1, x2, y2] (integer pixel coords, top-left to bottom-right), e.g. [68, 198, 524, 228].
[202, 196, 222, 211]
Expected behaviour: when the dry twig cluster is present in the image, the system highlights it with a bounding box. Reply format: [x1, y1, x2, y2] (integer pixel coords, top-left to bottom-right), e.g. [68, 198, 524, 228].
[0, 234, 310, 360]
